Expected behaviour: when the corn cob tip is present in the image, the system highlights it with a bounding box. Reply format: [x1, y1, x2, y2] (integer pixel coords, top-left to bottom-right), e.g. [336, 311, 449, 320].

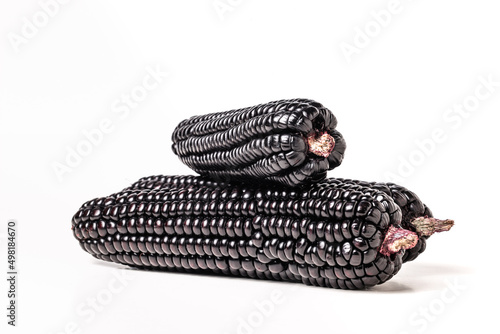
[410, 216, 454, 237]
[379, 226, 419, 256]
[307, 132, 335, 158]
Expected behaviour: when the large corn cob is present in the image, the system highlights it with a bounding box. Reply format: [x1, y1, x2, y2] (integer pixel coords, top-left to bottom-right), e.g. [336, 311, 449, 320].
[127, 175, 453, 263]
[171, 99, 346, 187]
[72, 175, 435, 290]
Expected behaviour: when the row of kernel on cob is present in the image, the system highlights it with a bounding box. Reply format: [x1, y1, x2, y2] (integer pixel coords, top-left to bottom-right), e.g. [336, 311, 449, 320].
[72, 98, 453, 290]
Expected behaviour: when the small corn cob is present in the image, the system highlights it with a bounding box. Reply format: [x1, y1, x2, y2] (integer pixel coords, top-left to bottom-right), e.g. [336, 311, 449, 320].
[127, 176, 454, 263]
[72, 175, 430, 290]
[171, 98, 346, 187]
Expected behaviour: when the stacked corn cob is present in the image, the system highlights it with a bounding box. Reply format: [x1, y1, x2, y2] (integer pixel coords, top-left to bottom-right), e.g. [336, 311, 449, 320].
[171, 99, 346, 187]
[72, 99, 453, 289]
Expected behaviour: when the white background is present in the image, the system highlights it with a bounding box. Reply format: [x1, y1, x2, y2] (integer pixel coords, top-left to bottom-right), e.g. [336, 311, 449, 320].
[1, 1, 498, 333]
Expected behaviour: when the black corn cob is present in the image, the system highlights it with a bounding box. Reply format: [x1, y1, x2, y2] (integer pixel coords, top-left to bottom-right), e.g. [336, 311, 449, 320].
[72, 175, 425, 290]
[171, 99, 346, 187]
[126, 176, 454, 263]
